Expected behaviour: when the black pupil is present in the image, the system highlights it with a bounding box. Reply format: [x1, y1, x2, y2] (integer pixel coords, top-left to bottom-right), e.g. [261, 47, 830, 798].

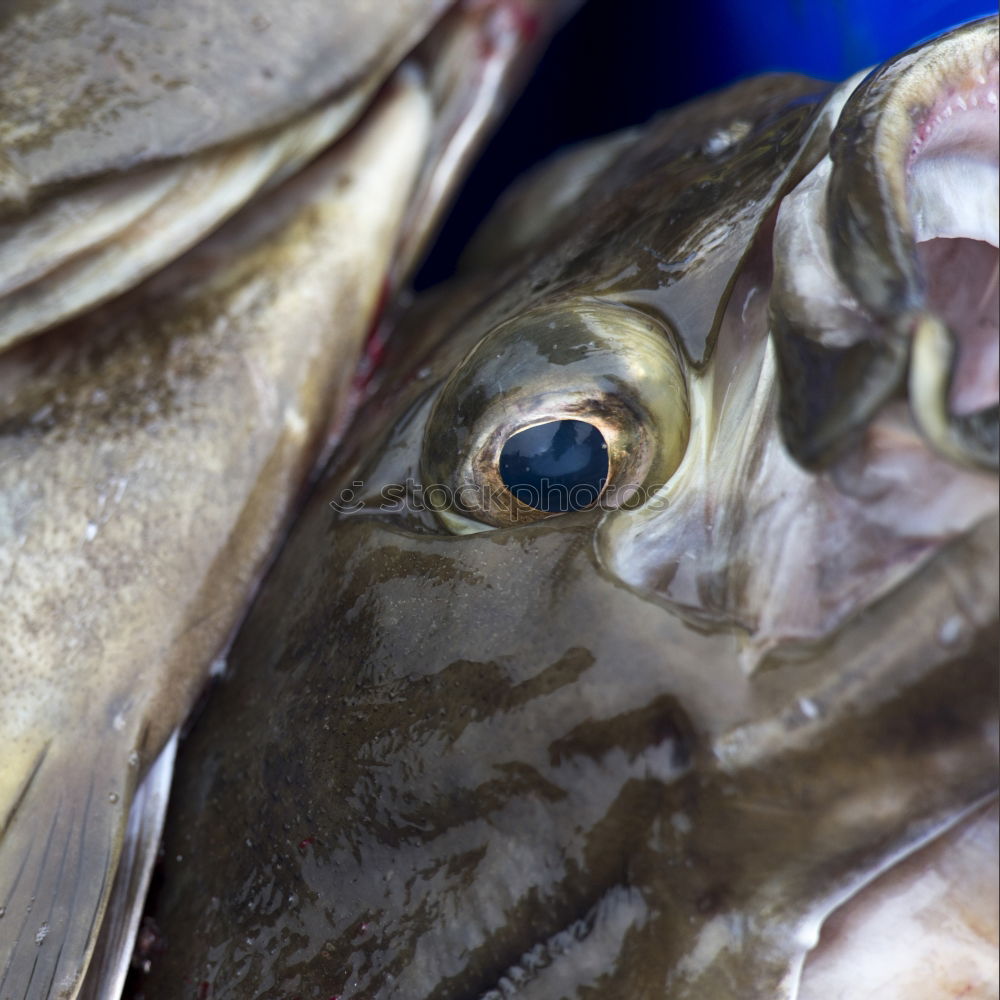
[498, 419, 609, 513]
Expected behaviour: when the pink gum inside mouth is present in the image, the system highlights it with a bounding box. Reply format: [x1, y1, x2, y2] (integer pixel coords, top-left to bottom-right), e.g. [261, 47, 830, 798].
[919, 237, 998, 416]
[909, 58, 999, 416]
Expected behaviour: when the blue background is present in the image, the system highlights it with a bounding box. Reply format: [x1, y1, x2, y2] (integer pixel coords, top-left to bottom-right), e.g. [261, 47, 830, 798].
[417, 0, 994, 285]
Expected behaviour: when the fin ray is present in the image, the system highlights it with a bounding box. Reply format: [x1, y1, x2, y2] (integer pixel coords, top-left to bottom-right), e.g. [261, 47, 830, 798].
[79, 732, 178, 1000]
[0, 751, 126, 1000]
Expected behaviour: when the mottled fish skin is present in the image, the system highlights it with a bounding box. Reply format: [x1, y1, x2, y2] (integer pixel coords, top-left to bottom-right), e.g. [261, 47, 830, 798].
[0, 0, 455, 353]
[140, 22, 998, 1000]
[0, 0, 453, 211]
[142, 517, 997, 999]
[0, 4, 577, 995]
[0, 73, 434, 1000]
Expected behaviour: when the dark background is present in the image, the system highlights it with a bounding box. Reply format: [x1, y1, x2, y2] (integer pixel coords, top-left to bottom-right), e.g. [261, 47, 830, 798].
[416, 0, 993, 286]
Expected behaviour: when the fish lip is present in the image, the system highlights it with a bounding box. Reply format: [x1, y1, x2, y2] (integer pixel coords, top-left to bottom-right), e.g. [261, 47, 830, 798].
[771, 15, 1000, 471]
[906, 57, 1000, 176]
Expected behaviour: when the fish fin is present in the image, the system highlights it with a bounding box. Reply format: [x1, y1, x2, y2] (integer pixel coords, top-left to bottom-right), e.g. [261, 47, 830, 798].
[77, 732, 177, 1000]
[0, 744, 131, 1000]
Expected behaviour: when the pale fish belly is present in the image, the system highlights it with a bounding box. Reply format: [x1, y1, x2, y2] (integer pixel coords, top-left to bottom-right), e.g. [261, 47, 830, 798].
[799, 801, 998, 999]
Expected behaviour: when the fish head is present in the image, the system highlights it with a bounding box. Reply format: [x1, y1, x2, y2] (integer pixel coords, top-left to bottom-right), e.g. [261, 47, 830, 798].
[142, 18, 999, 999]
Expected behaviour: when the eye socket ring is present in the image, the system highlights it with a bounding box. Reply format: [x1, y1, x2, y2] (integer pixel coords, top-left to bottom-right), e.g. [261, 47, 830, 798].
[422, 299, 690, 530]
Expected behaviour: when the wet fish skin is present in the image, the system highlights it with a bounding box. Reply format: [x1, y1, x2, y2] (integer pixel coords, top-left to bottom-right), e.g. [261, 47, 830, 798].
[140, 22, 998, 997]
[0, 4, 577, 995]
[0, 73, 434, 1000]
[0, 0, 452, 211]
[143, 513, 997, 998]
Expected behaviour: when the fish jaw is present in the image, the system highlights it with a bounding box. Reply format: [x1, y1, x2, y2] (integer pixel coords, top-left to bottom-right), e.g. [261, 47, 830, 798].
[771, 15, 999, 471]
[0, 0, 458, 352]
[0, 0, 454, 209]
[599, 14, 999, 654]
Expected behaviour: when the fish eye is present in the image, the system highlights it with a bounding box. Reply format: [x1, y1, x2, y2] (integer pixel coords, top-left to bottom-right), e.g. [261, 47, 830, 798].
[498, 419, 609, 513]
[422, 300, 690, 531]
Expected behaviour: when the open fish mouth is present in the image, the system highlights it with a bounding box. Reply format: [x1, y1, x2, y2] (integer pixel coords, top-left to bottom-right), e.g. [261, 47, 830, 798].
[771, 16, 999, 472]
